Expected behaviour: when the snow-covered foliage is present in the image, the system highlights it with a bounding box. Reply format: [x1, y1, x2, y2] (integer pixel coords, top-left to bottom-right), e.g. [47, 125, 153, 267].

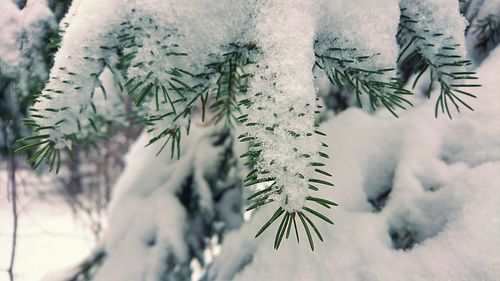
[0, 0, 56, 91]
[26, 3, 500, 278]
[400, 0, 468, 66]
[3, 0, 498, 280]
[398, 0, 479, 118]
[21, 0, 479, 247]
[242, 0, 318, 212]
[207, 42, 500, 281]
[0, 0, 58, 156]
[31, 0, 256, 148]
[0, 0, 23, 77]
[464, 0, 500, 63]
[51, 126, 243, 281]
[315, 0, 410, 114]
[48, 43, 500, 281]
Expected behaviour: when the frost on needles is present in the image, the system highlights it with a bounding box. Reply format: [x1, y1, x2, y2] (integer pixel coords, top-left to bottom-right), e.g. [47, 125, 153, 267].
[18, 0, 478, 250]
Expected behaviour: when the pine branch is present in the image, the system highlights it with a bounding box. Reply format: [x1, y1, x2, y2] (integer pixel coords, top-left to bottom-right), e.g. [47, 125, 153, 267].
[16, 1, 482, 252]
[139, 43, 256, 158]
[242, 101, 336, 251]
[398, 4, 479, 118]
[206, 43, 256, 127]
[315, 49, 413, 117]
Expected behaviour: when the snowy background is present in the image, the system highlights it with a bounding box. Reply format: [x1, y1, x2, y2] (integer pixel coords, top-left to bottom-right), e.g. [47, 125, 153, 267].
[1, 0, 500, 281]
[0, 171, 93, 281]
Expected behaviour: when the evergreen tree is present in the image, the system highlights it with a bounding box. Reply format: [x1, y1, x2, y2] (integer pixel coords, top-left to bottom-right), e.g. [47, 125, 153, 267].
[13, 0, 489, 280]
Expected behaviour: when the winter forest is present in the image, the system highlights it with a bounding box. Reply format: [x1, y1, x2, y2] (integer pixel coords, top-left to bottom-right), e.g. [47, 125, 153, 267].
[1, 0, 500, 280]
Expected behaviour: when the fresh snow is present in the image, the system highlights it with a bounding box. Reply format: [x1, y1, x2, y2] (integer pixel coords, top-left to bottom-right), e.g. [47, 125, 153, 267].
[47, 43, 500, 281]
[0, 0, 22, 77]
[31, 0, 469, 212]
[0, 0, 55, 87]
[2, 0, 500, 280]
[244, 0, 319, 211]
[89, 125, 242, 281]
[316, 0, 400, 78]
[209, 40, 500, 281]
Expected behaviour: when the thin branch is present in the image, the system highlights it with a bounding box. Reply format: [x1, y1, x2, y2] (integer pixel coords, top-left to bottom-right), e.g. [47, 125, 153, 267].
[3, 124, 19, 281]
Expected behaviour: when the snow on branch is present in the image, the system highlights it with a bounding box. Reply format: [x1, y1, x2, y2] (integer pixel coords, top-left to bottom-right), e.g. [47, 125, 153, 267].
[16, 0, 479, 249]
[315, 0, 412, 116]
[399, 0, 479, 118]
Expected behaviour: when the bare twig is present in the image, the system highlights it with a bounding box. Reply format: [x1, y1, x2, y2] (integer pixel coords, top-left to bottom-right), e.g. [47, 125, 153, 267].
[3, 124, 19, 281]
[7, 155, 18, 281]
